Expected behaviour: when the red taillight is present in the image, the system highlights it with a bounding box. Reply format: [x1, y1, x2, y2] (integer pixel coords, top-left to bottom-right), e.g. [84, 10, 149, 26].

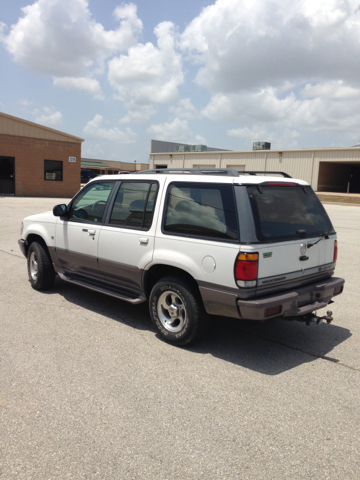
[265, 305, 282, 317]
[334, 240, 338, 262]
[334, 285, 343, 295]
[235, 253, 258, 287]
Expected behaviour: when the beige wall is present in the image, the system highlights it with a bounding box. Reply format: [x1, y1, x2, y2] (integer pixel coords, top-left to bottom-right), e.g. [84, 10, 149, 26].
[150, 148, 360, 190]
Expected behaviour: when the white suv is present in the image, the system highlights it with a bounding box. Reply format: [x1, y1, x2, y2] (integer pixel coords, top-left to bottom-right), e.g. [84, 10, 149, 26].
[19, 168, 345, 345]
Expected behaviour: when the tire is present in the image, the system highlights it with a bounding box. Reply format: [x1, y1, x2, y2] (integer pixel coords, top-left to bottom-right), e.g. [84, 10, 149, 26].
[149, 276, 204, 346]
[27, 241, 55, 291]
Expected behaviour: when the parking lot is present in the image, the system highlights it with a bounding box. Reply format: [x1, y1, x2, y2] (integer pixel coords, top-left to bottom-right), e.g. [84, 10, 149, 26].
[1, 196, 360, 479]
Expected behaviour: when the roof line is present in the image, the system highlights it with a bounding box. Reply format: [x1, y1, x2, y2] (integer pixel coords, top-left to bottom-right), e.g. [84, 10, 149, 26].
[0, 111, 84, 142]
[150, 146, 360, 155]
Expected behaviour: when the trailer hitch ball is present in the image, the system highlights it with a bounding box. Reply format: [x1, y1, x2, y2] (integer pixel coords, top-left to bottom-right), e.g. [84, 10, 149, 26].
[325, 310, 333, 324]
[306, 310, 333, 326]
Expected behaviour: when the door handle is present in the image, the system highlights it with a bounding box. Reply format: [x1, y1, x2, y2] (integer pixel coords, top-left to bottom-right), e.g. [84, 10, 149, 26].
[139, 237, 149, 244]
[88, 230, 96, 236]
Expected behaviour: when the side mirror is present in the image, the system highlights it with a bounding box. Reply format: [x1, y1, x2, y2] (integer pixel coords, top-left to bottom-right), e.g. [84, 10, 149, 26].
[53, 204, 68, 217]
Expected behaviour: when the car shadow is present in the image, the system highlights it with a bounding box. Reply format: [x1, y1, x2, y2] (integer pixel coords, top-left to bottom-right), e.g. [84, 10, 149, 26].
[45, 277, 351, 376]
[189, 314, 352, 375]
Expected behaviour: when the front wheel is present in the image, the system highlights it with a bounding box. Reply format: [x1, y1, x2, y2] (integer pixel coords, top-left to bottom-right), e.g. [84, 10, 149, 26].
[149, 276, 204, 346]
[27, 241, 55, 291]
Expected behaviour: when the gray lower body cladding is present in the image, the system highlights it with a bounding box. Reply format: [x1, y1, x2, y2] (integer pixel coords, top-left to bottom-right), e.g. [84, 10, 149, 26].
[199, 276, 344, 321]
[237, 276, 344, 320]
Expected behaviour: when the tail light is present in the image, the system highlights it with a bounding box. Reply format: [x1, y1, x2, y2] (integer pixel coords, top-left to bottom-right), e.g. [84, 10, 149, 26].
[235, 252, 258, 288]
[334, 240, 338, 262]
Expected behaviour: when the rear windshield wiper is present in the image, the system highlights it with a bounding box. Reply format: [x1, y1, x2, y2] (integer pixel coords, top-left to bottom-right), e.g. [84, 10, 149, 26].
[307, 233, 329, 248]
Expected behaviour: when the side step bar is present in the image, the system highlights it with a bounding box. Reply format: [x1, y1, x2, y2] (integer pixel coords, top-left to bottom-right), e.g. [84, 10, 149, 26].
[57, 272, 146, 305]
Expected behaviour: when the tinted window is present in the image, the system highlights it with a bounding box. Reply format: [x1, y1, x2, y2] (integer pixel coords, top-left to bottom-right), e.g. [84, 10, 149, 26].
[163, 182, 238, 241]
[109, 182, 158, 229]
[248, 185, 334, 241]
[44, 160, 62, 181]
[69, 182, 115, 223]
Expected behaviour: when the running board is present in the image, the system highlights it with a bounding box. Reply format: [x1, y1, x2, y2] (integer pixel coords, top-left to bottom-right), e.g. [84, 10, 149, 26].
[57, 272, 145, 304]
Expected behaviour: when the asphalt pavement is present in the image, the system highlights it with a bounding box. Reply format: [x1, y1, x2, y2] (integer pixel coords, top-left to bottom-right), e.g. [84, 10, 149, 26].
[1, 196, 359, 479]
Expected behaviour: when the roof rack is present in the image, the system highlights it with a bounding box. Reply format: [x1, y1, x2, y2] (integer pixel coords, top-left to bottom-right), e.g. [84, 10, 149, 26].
[136, 168, 292, 178]
[136, 168, 241, 176]
[242, 171, 292, 178]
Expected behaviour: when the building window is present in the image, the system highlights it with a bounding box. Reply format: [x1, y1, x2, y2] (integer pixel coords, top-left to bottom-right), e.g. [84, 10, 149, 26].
[44, 160, 63, 181]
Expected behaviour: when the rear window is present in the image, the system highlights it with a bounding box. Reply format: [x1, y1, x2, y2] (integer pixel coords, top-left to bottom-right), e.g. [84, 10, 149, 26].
[248, 185, 334, 241]
[163, 182, 239, 242]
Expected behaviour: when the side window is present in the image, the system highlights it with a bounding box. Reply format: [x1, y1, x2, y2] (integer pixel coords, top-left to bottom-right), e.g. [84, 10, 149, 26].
[109, 182, 158, 229]
[69, 182, 115, 224]
[163, 182, 239, 241]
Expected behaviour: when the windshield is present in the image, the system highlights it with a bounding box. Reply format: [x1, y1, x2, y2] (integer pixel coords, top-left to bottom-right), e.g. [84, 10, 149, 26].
[247, 185, 335, 241]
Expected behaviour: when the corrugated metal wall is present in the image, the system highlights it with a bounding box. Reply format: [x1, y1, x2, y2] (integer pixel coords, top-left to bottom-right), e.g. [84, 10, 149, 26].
[150, 148, 360, 190]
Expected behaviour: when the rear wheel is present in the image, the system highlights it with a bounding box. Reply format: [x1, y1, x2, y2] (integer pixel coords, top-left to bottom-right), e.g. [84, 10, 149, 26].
[27, 241, 55, 291]
[149, 276, 204, 346]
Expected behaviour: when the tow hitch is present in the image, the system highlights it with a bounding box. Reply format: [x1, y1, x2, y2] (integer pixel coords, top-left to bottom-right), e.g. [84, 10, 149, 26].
[304, 310, 333, 326]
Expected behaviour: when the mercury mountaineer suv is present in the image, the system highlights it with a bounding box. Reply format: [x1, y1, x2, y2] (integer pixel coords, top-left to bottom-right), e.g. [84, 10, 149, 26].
[19, 168, 345, 346]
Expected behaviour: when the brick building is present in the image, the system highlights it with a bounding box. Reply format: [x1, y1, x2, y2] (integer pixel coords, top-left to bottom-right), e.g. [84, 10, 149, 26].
[0, 112, 84, 197]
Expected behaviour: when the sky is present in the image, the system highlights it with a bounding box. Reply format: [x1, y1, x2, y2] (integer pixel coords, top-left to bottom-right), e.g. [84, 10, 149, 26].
[1, 0, 360, 164]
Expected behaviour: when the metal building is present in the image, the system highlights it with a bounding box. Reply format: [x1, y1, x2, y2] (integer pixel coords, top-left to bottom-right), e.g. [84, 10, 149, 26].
[149, 146, 360, 193]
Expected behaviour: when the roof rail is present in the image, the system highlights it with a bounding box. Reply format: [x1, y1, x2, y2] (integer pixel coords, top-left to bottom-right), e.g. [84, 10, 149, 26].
[136, 168, 241, 176]
[242, 171, 292, 178]
[136, 168, 292, 178]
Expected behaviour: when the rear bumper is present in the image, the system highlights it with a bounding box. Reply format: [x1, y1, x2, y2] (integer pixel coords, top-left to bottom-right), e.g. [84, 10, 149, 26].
[237, 276, 345, 321]
[199, 276, 345, 320]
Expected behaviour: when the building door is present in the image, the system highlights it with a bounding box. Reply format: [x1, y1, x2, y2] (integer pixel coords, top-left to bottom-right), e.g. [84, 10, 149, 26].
[0, 157, 15, 194]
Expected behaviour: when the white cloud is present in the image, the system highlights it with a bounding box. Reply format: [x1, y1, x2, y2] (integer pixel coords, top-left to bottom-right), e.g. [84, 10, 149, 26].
[301, 80, 360, 100]
[108, 21, 183, 108]
[147, 118, 206, 144]
[84, 114, 137, 143]
[118, 105, 157, 124]
[201, 79, 360, 147]
[0, 21, 6, 39]
[18, 99, 32, 107]
[169, 98, 199, 119]
[227, 126, 300, 149]
[180, 0, 360, 93]
[1, 0, 142, 90]
[33, 107, 62, 127]
[53, 77, 104, 99]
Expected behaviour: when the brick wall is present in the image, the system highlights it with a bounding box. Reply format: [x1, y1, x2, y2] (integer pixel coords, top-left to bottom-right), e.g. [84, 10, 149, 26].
[0, 134, 82, 197]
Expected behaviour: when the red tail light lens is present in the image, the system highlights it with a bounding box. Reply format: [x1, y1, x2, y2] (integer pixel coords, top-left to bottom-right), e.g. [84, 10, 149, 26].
[235, 253, 258, 287]
[265, 305, 282, 317]
[334, 240, 338, 262]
